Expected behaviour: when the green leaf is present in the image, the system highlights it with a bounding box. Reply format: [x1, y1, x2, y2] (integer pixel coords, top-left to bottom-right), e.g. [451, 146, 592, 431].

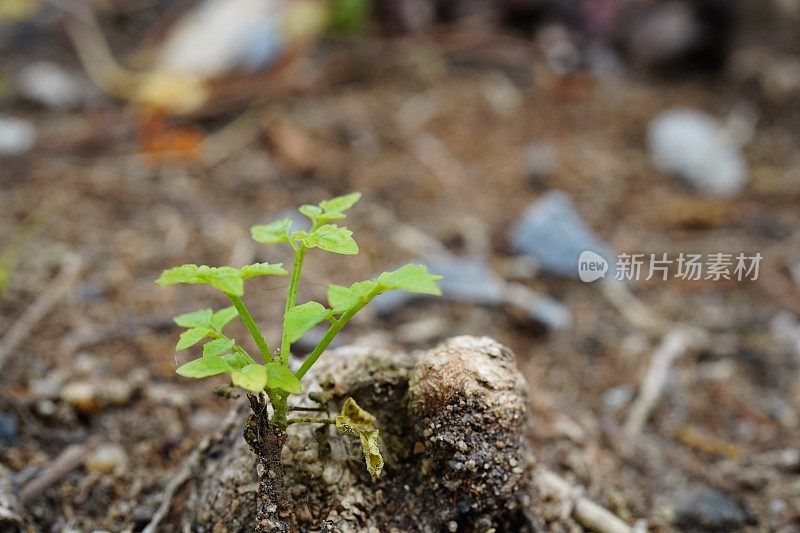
[299, 205, 322, 224]
[155, 264, 244, 296]
[329, 0, 372, 35]
[231, 364, 268, 392]
[203, 338, 235, 357]
[203, 266, 243, 296]
[327, 280, 377, 313]
[176, 355, 231, 378]
[174, 308, 212, 328]
[176, 327, 212, 350]
[222, 351, 254, 370]
[240, 262, 287, 280]
[377, 264, 443, 295]
[320, 192, 361, 216]
[335, 397, 383, 479]
[265, 362, 303, 394]
[284, 301, 330, 343]
[303, 224, 358, 255]
[156, 264, 203, 286]
[211, 306, 238, 331]
[251, 219, 292, 244]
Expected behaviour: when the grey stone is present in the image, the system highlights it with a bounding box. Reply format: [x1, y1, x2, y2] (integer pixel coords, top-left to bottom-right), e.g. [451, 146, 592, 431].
[0, 414, 18, 447]
[372, 255, 505, 314]
[0, 116, 36, 156]
[509, 191, 614, 278]
[672, 484, 747, 531]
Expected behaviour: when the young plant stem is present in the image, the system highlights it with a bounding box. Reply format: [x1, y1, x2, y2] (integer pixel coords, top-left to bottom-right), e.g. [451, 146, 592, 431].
[289, 405, 327, 412]
[287, 417, 335, 425]
[227, 294, 272, 363]
[279, 245, 308, 364]
[244, 395, 294, 532]
[294, 287, 379, 379]
[266, 389, 289, 430]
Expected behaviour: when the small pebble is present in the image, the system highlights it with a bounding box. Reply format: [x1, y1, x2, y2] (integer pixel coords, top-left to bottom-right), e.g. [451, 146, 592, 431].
[132, 505, 156, 528]
[648, 108, 748, 197]
[60, 381, 99, 414]
[85, 444, 127, 475]
[0, 116, 36, 156]
[16, 61, 85, 109]
[523, 141, 558, 184]
[671, 484, 746, 530]
[103, 379, 134, 405]
[602, 385, 634, 415]
[447, 520, 458, 532]
[0, 413, 19, 446]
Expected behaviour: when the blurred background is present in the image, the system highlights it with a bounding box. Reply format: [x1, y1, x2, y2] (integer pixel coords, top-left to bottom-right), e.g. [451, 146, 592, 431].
[0, 0, 799, 530]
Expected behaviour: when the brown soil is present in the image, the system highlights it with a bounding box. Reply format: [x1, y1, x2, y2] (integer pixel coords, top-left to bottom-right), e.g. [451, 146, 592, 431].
[1, 2, 799, 531]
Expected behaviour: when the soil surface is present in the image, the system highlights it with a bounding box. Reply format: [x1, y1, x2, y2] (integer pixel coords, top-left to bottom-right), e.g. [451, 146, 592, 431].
[1, 1, 799, 531]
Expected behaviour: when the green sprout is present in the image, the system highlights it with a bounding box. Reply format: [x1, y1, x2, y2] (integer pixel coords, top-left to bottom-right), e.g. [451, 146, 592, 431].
[156, 192, 441, 479]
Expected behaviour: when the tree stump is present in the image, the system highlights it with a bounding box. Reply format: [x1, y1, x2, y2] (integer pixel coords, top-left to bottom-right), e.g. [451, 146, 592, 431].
[175, 336, 539, 532]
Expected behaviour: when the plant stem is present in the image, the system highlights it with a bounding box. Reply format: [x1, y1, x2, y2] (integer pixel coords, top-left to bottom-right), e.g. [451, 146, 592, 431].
[295, 287, 379, 379]
[267, 389, 289, 431]
[228, 294, 272, 363]
[279, 245, 308, 364]
[287, 417, 335, 425]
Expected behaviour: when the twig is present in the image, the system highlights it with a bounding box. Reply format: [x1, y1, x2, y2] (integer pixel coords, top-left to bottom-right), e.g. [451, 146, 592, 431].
[142, 405, 243, 533]
[624, 327, 707, 435]
[58, 312, 176, 359]
[0, 465, 34, 532]
[141, 448, 199, 533]
[21, 443, 91, 503]
[0, 256, 82, 370]
[535, 468, 633, 533]
[601, 280, 669, 334]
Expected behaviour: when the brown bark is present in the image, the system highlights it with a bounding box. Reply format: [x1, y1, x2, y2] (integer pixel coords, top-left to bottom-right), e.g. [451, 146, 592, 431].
[243, 396, 296, 533]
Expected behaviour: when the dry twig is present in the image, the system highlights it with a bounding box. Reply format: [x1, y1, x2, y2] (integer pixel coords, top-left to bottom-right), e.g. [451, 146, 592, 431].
[535, 468, 634, 533]
[0, 256, 82, 370]
[142, 405, 243, 533]
[21, 443, 91, 504]
[0, 465, 34, 532]
[625, 327, 708, 435]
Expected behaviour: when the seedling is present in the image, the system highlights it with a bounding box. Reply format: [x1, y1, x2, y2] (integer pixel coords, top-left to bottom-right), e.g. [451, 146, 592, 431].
[156, 192, 441, 530]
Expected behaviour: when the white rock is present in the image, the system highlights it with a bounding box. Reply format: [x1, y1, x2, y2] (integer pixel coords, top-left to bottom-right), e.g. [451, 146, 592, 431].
[0, 116, 36, 156]
[16, 61, 86, 109]
[648, 108, 748, 197]
[85, 444, 127, 474]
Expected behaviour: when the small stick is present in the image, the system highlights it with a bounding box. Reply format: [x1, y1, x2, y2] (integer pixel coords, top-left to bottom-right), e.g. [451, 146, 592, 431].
[58, 312, 176, 359]
[624, 327, 707, 435]
[601, 280, 668, 334]
[21, 443, 90, 503]
[0, 256, 82, 370]
[536, 468, 633, 533]
[142, 405, 242, 533]
[0, 465, 34, 532]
